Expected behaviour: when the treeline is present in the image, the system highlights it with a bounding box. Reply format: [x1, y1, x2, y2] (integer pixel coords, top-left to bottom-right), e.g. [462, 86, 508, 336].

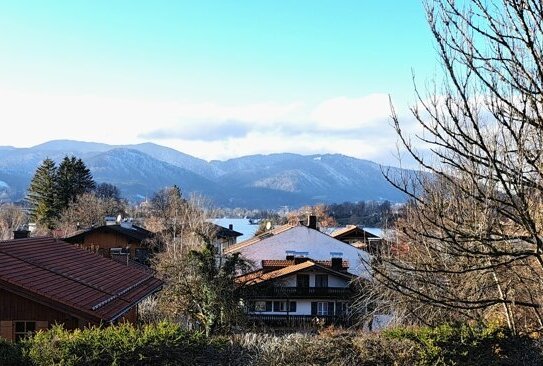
[215, 201, 402, 228]
[27, 156, 122, 229]
[327, 201, 401, 228]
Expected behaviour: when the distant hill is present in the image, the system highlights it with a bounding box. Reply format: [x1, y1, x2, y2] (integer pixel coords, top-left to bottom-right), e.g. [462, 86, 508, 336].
[0, 140, 413, 208]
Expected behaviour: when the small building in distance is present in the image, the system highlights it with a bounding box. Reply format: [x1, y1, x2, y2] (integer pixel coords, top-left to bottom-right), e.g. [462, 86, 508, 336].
[327, 225, 383, 254]
[0, 237, 162, 341]
[211, 223, 243, 253]
[64, 218, 153, 263]
[237, 257, 358, 326]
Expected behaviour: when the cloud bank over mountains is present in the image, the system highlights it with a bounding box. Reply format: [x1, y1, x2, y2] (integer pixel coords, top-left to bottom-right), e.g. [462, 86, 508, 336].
[0, 88, 422, 166]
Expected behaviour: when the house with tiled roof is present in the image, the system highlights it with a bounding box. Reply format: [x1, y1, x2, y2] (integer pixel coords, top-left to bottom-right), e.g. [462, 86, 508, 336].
[327, 225, 383, 254]
[64, 220, 154, 263]
[237, 258, 358, 325]
[225, 217, 371, 277]
[0, 237, 162, 341]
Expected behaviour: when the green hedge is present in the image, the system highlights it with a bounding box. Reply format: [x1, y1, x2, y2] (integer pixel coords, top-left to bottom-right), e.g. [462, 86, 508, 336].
[1, 322, 541, 365]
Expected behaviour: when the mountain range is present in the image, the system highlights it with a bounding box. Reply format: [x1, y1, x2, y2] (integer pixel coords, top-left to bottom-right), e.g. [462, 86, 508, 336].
[0, 140, 411, 209]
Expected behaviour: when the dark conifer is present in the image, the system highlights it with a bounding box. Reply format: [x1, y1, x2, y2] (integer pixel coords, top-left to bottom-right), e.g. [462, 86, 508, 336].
[56, 156, 95, 209]
[27, 158, 58, 228]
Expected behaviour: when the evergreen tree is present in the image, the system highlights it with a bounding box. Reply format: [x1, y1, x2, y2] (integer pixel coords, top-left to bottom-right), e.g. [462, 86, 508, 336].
[56, 156, 95, 209]
[95, 182, 121, 201]
[27, 158, 59, 228]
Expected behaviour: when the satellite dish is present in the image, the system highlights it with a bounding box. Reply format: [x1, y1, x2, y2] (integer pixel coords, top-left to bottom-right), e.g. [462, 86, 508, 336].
[266, 221, 272, 230]
[116, 214, 122, 223]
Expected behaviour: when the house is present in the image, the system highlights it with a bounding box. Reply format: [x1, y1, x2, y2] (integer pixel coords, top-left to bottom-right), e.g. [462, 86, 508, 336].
[209, 223, 243, 253]
[327, 225, 383, 254]
[64, 220, 153, 263]
[237, 257, 358, 326]
[224, 217, 371, 277]
[0, 237, 162, 341]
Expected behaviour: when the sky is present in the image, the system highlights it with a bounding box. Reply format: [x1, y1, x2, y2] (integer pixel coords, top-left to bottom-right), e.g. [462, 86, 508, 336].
[0, 1, 439, 165]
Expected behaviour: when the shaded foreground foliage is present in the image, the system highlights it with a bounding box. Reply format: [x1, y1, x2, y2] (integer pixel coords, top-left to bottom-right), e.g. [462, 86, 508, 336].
[1, 322, 542, 366]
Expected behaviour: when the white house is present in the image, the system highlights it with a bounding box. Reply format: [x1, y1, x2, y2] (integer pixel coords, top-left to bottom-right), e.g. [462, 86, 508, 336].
[224, 220, 371, 278]
[237, 258, 357, 324]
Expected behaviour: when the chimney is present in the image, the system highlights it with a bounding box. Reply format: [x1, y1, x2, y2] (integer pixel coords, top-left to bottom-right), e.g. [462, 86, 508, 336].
[286, 254, 295, 261]
[331, 257, 343, 271]
[104, 216, 117, 226]
[294, 257, 308, 264]
[120, 219, 133, 229]
[13, 229, 30, 239]
[228, 224, 233, 230]
[307, 215, 317, 230]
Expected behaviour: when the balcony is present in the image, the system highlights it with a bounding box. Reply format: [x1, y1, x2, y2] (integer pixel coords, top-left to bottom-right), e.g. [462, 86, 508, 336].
[246, 314, 355, 327]
[248, 286, 353, 299]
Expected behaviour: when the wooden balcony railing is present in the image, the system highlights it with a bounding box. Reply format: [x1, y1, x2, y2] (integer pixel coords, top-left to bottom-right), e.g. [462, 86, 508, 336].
[246, 314, 355, 326]
[249, 287, 353, 298]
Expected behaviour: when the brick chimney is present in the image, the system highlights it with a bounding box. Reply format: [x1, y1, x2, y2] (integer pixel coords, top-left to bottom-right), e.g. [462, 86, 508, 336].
[228, 224, 233, 230]
[307, 215, 317, 230]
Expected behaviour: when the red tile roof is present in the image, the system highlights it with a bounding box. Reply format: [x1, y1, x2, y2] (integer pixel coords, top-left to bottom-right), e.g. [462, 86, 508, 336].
[0, 237, 163, 323]
[236, 260, 356, 286]
[261, 259, 349, 270]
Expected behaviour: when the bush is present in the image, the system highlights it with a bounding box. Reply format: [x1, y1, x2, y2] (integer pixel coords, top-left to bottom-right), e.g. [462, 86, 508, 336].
[19, 322, 216, 366]
[0, 337, 26, 366]
[383, 323, 542, 366]
[2, 322, 542, 366]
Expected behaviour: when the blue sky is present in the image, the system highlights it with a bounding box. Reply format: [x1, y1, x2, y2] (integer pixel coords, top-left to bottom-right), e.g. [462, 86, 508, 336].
[0, 1, 438, 164]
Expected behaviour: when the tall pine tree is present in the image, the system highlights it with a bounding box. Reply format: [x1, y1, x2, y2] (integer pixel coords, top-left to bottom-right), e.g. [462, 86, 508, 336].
[56, 156, 95, 209]
[27, 158, 59, 228]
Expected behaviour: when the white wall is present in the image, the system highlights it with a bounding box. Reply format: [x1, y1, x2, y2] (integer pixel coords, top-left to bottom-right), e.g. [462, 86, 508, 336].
[280, 272, 350, 287]
[234, 226, 371, 277]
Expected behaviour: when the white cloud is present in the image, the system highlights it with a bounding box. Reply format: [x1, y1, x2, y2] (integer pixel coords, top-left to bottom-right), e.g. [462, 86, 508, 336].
[311, 94, 391, 131]
[0, 88, 421, 166]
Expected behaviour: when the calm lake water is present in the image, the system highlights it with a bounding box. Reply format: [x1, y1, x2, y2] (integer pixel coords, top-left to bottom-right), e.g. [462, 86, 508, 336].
[212, 218, 259, 242]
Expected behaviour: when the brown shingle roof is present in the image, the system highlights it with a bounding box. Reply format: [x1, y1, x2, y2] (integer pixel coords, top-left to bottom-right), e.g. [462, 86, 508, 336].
[236, 260, 356, 286]
[261, 259, 349, 270]
[0, 237, 163, 323]
[64, 224, 153, 244]
[331, 225, 379, 240]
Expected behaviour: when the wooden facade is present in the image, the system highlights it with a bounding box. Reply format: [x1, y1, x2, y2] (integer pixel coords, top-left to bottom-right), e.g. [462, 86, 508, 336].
[0, 288, 79, 340]
[79, 230, 139, 258]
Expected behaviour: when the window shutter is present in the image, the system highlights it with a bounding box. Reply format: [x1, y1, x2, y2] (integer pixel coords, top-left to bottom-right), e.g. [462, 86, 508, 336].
[273, 301, 280, 312]
[311, 302, 317, 315]
[265, 301, 272, 312]
[290, 301, 297, 312]
[328, 302, 335, 316]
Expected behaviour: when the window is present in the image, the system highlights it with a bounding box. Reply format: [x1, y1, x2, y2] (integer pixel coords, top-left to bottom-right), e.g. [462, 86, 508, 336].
[336, 302, 348, 315]
[273, 301, 288, 312]
[296, 274, 310, 288]
[317, 302, 328, 316]
[272, 301, 296, 312]
[14, 321, 36, 341]
[255, 301, 267, 312]
[315, 274, 328, 288]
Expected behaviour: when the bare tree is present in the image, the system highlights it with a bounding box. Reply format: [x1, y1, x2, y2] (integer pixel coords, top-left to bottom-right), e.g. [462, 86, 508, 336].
[0, 204, 26, 240]
[365, 0, 543, 332]
[54, 192, 127, 237]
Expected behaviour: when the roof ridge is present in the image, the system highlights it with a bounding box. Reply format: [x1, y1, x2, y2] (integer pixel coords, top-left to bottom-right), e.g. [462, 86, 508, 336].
[224, 223, 296, 253]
